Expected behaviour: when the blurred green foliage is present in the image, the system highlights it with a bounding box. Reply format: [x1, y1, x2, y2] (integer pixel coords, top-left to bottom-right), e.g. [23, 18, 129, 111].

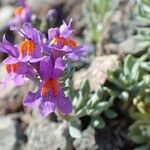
[107, 52, 150, 149]
[135, 0, 150, 52]
[107, 54, 150, 103]
[82, 0, 114, 43]
[65, 80, 117, 138]
[129, 118, 150, 150]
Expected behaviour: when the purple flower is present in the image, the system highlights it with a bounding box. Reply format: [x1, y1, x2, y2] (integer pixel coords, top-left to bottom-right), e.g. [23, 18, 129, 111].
[2, 59, 32, 86]
[18, 23, 44, 62]
[0, 35, 19, 59]
[42, 19, 87, 60]
[67, 45, 88, 61]
[23, 56, 72, 116]
[8, 0, 31, 26]
[43, 19, 74, 56]
[0, 23, 44, 63]
[48, 19, 73, 45]
[47, 9, 57, 21]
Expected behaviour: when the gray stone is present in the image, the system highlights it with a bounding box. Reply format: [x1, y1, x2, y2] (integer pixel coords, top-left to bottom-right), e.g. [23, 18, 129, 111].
[26, 0, 65, 16]
[64, 0, 84, 22]
[73, 55, 118, 91]
[0, 0, 17, 6]
[27, 0, 65, 6]
[109, 21, 134, 43]
[109, 0, 135, 43]
[73, 127, 98, 150]
[26, 117, 59, 150]
[0, 116, 16, 150]
[0, 83, 15, 100]
[26, 0, 83, 21]
[0, 6, 14, 31]
[105, 36, 144, 55]
[57, 121, 73, 150]
[118, 36, 143, 54]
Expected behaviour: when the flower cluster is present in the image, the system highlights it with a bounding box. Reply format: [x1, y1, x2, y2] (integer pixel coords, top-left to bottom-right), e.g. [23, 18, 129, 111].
[8, 0, 31, 26]
[0, 12, 87, 116]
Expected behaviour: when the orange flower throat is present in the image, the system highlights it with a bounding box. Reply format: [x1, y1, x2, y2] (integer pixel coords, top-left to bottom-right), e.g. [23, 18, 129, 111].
[6, 63, 19, 73]
[51, 36, 77, 48]
[15, 6, 25, 16]
[19, 39, 35, 57]
[41, 79, 58, 97]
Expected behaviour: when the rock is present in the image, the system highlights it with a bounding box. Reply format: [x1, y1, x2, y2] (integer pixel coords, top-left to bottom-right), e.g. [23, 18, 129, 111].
[0, 0, 15, 6]
[118, 36, 142, 54]
[108, 0, 135, 43]
[0, 81, 34, 115]
[26, 117, 59, 150]
[118, 37, 134, 52]
[73, 55, 118, 91]
[64, 0, 84, 24]
[57, 121, 73, 150]
[26, 113, 74, 150]
[0, 84, 15, 100]
[0, 0, 17, 6]
[0, 116, 16, 150]
[27, 0, 65, 16]
[27, 0, 65, 6]
[73, 127, 98, 150]
[105, 36, 144, 55]
[0, 6, 14, 31]
[109, 20, 134, 43]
